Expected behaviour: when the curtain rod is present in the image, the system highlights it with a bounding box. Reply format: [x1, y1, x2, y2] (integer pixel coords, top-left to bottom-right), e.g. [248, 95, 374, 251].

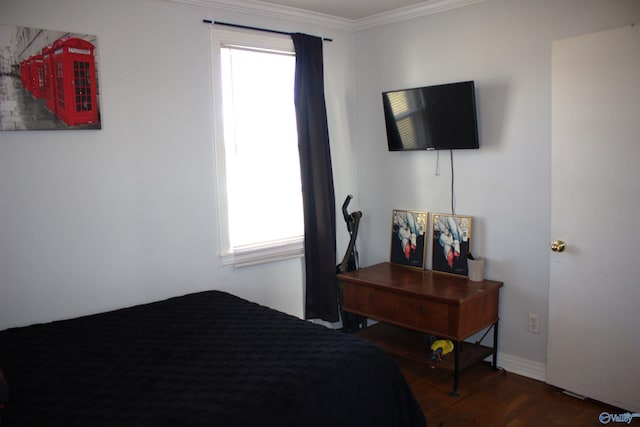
[202, 19, 333, 42]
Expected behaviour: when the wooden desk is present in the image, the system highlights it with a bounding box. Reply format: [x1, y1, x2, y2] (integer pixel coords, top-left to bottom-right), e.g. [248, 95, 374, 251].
[338, 262, 503, 396]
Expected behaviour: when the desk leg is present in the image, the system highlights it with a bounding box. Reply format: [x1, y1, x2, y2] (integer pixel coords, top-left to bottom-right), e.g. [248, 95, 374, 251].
[449, 341, 460, 397]
[492, 320, 499, 370]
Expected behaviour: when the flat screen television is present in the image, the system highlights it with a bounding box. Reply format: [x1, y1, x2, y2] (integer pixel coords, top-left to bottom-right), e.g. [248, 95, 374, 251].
[382, 80, 479, 151]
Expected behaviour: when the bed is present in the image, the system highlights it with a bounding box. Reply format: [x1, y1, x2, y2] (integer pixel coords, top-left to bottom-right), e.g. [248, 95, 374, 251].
[0, 290, 427, 426]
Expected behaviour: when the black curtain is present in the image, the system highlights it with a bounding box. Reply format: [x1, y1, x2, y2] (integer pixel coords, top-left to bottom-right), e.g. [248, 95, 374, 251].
[291, 33, 338, 322]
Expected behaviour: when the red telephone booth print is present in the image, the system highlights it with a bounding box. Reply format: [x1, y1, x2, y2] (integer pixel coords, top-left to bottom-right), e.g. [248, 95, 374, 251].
[41, 46, 57, 113]
[30, 54, 46, 99]
[19, 60, 27, 88]
[23, 57, 34, 93]
[52, 37, 99, 126]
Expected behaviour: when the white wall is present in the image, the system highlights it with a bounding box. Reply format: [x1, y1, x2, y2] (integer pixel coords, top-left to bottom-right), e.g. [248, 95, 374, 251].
[0, 0, 357, 329]
[353, 0, 640, 368]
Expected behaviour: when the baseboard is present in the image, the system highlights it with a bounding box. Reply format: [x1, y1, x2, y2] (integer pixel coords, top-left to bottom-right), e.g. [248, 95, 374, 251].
[494, 352, 547, 382]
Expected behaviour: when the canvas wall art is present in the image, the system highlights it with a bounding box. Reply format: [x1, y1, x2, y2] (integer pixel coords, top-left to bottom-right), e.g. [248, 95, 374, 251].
[0, 25, 101, 130]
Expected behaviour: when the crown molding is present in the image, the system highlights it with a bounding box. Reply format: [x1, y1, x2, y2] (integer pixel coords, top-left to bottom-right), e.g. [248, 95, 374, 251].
[166, 0, 484, 33]
[354, 0, 485, 31]
[166, 0, 355, 32]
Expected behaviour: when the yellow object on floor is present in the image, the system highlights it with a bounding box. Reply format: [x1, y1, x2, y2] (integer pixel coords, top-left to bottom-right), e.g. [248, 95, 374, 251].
[430, 339, 454, 355]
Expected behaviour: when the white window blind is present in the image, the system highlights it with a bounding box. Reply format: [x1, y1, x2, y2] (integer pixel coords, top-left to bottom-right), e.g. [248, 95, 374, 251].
[212, 30, 304, 266]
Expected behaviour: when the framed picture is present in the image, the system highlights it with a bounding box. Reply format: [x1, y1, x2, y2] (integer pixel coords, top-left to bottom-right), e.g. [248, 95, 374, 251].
[0, 25, 101, 131]
[431, 213, 473, 276]
[390, 209, 428, 269]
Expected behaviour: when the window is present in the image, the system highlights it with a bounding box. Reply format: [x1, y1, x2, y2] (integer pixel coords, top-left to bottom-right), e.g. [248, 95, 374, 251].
[212, 29, 304, 267]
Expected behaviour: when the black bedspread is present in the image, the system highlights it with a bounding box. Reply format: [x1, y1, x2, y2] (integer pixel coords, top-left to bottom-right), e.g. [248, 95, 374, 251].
[0, 291, 426, 427]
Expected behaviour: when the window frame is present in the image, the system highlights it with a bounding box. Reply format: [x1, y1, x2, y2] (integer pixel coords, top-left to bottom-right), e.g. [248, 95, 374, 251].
[211, 28, 304, 267]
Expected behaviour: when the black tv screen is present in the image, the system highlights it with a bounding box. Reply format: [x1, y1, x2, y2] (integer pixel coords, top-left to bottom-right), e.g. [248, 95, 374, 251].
[382, 81, 479, 151]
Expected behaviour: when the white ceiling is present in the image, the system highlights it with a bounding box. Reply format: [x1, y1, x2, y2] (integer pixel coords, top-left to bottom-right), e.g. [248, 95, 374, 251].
[252, 0, 437, 20]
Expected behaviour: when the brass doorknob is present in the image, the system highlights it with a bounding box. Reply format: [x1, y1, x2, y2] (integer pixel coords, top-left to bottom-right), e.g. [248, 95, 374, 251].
[551, 240, 566, 252]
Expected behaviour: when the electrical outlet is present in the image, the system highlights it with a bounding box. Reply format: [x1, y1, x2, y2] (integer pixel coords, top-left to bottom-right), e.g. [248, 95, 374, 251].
[528, 313, 540, 333]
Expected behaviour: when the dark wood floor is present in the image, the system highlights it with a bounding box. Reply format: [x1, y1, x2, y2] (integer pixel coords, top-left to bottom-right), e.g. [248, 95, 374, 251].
[394, 357, 621, 427]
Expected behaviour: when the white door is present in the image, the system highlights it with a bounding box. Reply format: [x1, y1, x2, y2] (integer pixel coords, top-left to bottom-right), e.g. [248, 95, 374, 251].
[548, 25, 640, 412]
